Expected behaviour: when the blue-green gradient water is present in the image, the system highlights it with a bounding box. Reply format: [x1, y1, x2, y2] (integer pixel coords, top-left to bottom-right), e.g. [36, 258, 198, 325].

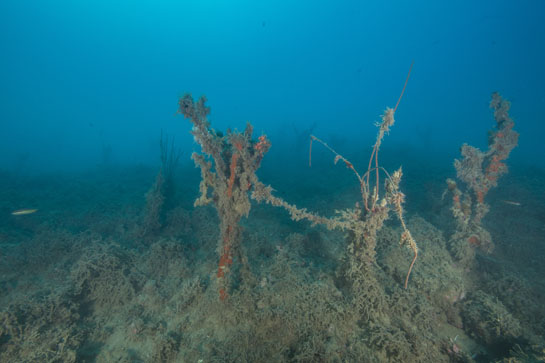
[1, 1, 544, 172]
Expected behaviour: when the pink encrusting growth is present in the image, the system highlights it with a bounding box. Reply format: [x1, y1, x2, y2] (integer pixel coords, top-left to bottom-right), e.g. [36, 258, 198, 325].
[181, 63, 419, 303]
[178, 94, 271, 301]
[446, 92, 519, 266]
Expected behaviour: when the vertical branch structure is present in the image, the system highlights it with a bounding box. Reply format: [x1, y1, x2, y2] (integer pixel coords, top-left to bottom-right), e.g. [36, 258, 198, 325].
[253, 66, 418, 293]
[303, 63, 418, 289]
[446, 93, 519, 265]
[178, 94, 270, 300]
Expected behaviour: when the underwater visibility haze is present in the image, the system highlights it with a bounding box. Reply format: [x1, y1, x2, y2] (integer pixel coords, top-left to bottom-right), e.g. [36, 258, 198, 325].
[1, 0, 544, 361]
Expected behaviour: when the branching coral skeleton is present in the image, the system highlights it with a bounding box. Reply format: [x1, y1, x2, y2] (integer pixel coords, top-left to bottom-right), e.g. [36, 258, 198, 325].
[181, 63, 418, 300]
[307, 62, 417, 288]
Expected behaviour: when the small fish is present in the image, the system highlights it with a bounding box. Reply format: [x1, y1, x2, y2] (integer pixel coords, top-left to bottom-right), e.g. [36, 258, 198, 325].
[11, 209, 38, 215]
[502, 200, 521, 206]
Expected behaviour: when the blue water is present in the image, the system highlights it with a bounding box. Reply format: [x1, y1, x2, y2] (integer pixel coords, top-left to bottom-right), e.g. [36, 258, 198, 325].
[1, 1, 544, 172]
[1, 1, 544, 361]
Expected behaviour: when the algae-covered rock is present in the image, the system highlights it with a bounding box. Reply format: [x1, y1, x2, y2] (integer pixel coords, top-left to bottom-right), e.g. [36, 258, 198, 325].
[461, 290, 522, 346]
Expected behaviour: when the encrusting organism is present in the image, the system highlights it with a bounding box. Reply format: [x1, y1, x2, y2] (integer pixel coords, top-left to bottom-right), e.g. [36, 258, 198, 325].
[180, 63, 418, 301]
[254, 62, 418, 289]
[178, 94, 270, 300]
[445, 92, 519, 264]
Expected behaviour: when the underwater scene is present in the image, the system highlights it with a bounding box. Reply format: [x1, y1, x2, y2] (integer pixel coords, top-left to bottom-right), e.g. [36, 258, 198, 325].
[1, 1, 545, 362]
